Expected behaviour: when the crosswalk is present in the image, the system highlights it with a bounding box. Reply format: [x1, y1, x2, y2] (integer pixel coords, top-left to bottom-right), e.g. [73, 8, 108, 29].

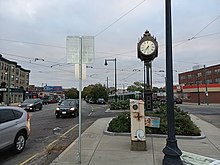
[181, 151, 220, 165]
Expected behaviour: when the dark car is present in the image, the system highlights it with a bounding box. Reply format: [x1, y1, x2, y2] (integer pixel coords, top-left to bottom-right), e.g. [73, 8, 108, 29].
[96, 98, 106, 104]
[55, 99, 79, 118]
[160, 96, 182, 104]
[18, 99, 43, 111]
[0, 106, 31, 153]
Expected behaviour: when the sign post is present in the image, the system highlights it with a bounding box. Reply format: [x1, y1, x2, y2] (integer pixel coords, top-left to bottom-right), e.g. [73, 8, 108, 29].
[66, 36, 94, 164]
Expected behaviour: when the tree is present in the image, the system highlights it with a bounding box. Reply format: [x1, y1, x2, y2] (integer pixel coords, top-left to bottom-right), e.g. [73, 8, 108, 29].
[64, 88, 79, 99]
[127, 82, 144, 92]
[82, 83, 108, 102]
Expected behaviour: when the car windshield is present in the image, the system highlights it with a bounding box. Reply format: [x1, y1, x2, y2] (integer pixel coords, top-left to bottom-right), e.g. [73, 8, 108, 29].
[60, 100, 77, 106]
[23, 99, 35, 103]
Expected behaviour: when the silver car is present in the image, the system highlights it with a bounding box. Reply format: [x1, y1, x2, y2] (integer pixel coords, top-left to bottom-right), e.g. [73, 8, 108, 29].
[0, 106, 31, 153]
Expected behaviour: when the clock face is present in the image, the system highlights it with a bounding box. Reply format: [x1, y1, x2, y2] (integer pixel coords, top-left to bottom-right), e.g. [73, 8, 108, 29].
[140, 40, 156, 55]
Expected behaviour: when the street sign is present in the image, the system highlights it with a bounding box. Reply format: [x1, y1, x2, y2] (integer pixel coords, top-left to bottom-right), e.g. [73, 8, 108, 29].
[66, 36, 81, 64]
[82, 36, 95, 63]
[66, 36, 94, 64]
[75, 64, 86, 80]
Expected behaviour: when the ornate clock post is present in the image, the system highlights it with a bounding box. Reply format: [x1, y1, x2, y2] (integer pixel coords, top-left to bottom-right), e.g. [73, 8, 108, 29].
[137, 30, 158, 111]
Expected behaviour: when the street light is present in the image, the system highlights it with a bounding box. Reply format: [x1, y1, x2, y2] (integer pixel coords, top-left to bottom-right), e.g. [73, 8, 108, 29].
[163, 0, 182, 164]
[104, 58, 117, 102]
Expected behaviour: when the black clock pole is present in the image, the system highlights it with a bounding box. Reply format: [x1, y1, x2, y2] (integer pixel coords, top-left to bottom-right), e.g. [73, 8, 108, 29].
[162, 0, 182, 164]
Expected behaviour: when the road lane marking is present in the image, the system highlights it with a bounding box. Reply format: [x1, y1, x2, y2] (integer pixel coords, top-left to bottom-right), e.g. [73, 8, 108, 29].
[47, 124, 79, 148]
[20, 124, 79, 165]
[19, 153, 39, 165]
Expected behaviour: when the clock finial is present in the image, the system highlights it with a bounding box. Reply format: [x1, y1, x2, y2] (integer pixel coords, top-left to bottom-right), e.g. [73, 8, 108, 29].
[144, 30, 150, 37]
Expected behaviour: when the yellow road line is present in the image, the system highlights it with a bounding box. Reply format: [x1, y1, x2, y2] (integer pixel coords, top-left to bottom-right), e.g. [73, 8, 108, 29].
[19, 153, 39, 165]
[20, 124, 79, 165]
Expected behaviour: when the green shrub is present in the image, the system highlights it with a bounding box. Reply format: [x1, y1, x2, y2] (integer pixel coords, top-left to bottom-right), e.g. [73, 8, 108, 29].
[109, 100, 129, 110]
[107, 112, 130, 133]
[108, 104, 201, 136]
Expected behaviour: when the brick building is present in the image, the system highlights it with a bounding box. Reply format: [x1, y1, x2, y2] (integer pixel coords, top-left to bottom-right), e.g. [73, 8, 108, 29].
[0, 54, 30, 104]
[178, 64, 220, 104]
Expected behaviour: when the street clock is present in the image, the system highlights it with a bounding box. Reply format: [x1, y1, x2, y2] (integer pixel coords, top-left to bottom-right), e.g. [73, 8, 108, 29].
[137, 30, 158, 62]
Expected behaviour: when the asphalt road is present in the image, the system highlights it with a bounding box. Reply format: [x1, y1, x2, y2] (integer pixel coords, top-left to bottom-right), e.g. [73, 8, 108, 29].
[0, 101, 118, 165]
[177, 103, 220, 129]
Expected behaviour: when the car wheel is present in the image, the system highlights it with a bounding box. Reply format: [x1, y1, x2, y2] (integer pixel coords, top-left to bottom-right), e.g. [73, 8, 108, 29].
[12, 132, 26, 154]
[39, 105, 42, 110]
[56, 114, 60, 118]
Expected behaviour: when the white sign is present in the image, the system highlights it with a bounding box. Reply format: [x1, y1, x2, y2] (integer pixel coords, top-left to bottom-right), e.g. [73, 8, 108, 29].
[66, 36, 81, 64]
[66, 36, 94, 64]
[75, 64, 86, 80]
[82, 36, 94, 63]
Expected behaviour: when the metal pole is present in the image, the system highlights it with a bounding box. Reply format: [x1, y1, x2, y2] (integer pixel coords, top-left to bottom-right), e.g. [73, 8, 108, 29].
[144, 62, 146, 110]
[114, 58, 117, 102]
[163, 0, 182, 164]
[78, 37, 82, 164]
[204, 65, 209, 105]
[196, 73, 200, 105]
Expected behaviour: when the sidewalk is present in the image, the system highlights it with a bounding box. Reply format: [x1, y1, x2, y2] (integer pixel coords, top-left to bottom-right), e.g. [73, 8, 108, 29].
[50, 115, 220, 165]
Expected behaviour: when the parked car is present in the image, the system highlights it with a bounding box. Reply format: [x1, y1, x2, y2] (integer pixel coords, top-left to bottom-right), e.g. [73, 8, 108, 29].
[160, 96, 183, 104]
[48, 99, 58, 104]
[18, 98, 43, 111]
[55, 99, 79, 118]
[0, 106, 31, 153]
[96, 98, 106, 104]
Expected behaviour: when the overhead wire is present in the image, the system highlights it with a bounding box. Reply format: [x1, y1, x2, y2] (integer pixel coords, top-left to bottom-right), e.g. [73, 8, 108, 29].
[0, 7, 219, 86]
[94, 0, 146, 37]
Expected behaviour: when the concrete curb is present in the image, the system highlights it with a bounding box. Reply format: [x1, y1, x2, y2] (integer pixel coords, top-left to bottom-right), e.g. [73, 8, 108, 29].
[105, 108, 130, 113]
[104, 117, 206, 140]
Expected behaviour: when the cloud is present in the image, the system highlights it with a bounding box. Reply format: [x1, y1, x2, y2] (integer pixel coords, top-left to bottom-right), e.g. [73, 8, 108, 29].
[0, 0, 219, 88]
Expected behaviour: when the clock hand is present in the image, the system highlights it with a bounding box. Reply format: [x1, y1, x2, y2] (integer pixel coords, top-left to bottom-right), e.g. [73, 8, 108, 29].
[145, 46, 149, 53]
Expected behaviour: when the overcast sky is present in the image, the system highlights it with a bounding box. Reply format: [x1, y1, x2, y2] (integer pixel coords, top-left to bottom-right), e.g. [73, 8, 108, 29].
[0, 0, 219, 89]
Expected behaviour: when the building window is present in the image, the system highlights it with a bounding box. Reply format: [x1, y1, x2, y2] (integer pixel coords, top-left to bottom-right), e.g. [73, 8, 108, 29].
[206, 79, 212, 84]
[197, 72, 202, 77]
[206, 70, 212, 76]
[180, 76, 185, 80]
[195, 80, 202, 84]
[16, 69, 19, 75]
[16, 77, 19, 83]
[215, 78, 220, 84]
[214, 69, 220, 74]
[187, 74, 192, 79]
[11, 66, 14, 72]
[11, 75, 14, 81]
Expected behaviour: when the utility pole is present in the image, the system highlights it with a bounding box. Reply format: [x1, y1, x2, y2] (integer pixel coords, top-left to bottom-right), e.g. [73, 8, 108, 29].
[196, 73, 200, 105]
[204, 65, 209, 105]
